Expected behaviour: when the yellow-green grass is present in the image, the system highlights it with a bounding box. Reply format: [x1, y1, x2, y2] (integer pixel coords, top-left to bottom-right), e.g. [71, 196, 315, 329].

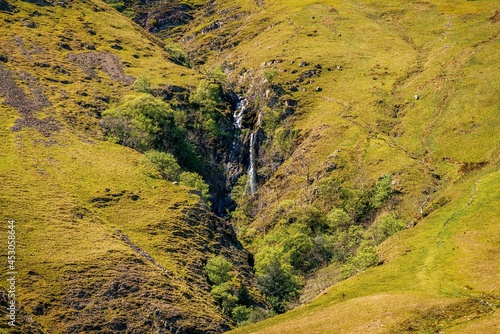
[230, 165, 500, 333]
[2, 0, 199, 99]
[184, 0, 499, 228]
[174, 0, 500, 330]
[0, 103, 227, 329]
[0, 1, 231, 331]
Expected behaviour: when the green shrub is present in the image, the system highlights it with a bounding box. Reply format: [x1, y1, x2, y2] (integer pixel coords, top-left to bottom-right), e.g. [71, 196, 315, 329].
[341, 188, 371, 222]
[101, 94, 176, 152]
[342, 241, 379, 278]
[142, 150, 180, 181]
[262, 107, 281, 133]
[316, 176, 342, 208]
[211, 282, 239, 314]
[329, 225, 364, 262]
[190, 79, 222, 113]
[372, 174, 393, 209]
[283, 231, 313, 271]
[205, 256, 233, 286]
[326, 208, 352, 231]
[208, 65, 227, 86]
[273, 127, 300, 158]
[133, 74, 151, 93]
[232, 305, 252, 324]
[237, 307, 274, 327]
[101, 94, 201, 171]
[165, 44, 191, 67]
[256, 255, 301, 313]
[291, 206, 327, 234]
[368, 212, 406, 244]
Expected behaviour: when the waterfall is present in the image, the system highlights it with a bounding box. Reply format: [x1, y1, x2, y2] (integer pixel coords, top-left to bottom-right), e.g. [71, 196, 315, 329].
[247, 131, 257, 195]
[228, 95, 259, 196]
[233, 97, 248, 129]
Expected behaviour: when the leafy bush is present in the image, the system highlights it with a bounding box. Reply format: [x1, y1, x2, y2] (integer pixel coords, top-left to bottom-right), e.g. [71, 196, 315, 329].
[273, 127, 300, 158]
[205, 256, 233, 285]
[190, 79, 222, 113]
[232, 305, 252, 325]
[342, 241, 379, 278]
[179, 171, 210, 203]
[208, 65, 227, 86]
[340, 188, 371, 222]
[372, 174, 393, 208]
[133, 74, 151, 93]
[256, 255, 301, 313]
[142, 150, 180, 181]
[283, 231, 313, 271]
[316, 176, 342, 208]
[241, 307, 274, 326]
[211, 282, 239, 314]
[261, 107, 281, 133]
[329, 225, 364, 262]
[165, 44, 191, 67]
[326, 208, 352, 231]
[101, 94, 201, 171]
[101, 94, 176, 151]
[205, 256, 254, 323]
[368, 212, 406, 244]
[290, 206, 327, 234]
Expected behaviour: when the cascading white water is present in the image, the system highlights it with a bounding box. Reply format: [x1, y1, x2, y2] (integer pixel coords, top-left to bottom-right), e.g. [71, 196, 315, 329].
[247, 131, 257, 195]
[233, 97, 248, 129]
[230, 95, 258, 195]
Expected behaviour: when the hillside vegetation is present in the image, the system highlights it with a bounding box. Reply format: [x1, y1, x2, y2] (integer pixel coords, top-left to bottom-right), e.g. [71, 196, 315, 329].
[0, 0, 499, 333]
[169, 0, 499, 331]
[0, 0, 254, 332]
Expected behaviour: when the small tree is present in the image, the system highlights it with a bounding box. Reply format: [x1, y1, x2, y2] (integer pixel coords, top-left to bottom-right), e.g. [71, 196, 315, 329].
[326, 208, 352, 231]
[372, 174, 393, 209]
[283, 231, 313, 272]
[133, 74, 152, 93]
[190, 79, 222, 113]
[256, 256, 301, 313]
[101, 94, 176, 152]
[341, 240, 379, 278]
[143, 150, 180, 181]
[232, 305, 252, 325]
[205, 256, 233, 286]
[368, 212, 406, 245]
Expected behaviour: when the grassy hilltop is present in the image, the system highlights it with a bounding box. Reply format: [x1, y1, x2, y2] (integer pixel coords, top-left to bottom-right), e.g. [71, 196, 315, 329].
[0, 0, 499, 333]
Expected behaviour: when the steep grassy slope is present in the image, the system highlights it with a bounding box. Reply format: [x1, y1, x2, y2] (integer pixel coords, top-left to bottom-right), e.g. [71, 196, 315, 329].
[181, 0, 499, 221]
[230, 165, 500, 333]
[0, 1, 252, 332]
[1, 0, 499, 332]
[169, 0, 500, 331]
